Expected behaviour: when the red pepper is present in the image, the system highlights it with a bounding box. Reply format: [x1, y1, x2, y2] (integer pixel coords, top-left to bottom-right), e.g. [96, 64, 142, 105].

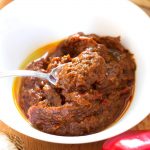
[102, 130, 150, 150]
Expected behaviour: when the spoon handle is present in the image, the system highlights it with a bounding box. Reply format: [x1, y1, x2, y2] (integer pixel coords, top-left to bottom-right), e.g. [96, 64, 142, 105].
[0, 64, 64, 85]
[0, 70, 49, 80]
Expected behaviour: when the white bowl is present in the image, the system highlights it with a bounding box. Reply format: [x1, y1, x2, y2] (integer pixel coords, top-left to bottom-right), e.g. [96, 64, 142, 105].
[0, 0, 150, 144]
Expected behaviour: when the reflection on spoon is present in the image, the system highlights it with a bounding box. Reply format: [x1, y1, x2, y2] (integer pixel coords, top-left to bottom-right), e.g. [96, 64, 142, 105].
[0, 64, 65, 86]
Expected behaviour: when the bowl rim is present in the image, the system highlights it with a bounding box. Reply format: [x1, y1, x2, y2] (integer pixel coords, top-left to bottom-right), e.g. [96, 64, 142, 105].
[0, 0, 150, 144]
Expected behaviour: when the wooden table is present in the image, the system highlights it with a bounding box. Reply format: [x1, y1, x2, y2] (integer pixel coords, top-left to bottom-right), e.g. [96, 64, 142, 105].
[0, 1, 150, 150]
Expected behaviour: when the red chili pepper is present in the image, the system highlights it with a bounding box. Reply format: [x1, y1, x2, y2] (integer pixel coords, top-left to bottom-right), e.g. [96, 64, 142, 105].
[101, 99, 108, 105]
[102, 130, 150, 150]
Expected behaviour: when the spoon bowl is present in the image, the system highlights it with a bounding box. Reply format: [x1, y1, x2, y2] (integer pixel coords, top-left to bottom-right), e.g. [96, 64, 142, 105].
[0, 64, 65, 85]
[0, 0, 150, 144]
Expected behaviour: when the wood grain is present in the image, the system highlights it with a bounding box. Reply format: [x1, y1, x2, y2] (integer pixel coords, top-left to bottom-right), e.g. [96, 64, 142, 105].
[131, 0, 150, 8]
[0, 0, 12, 9]
[0, 114, 150, 150]
[0, 0, 150, 150]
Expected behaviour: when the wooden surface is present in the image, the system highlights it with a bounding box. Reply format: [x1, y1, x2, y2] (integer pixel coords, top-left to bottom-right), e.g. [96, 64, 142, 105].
[0, 115, 150, 150]
[0, 0, 11, 9]
[0, 0, 150, 150]
[131, 0, 150, 8]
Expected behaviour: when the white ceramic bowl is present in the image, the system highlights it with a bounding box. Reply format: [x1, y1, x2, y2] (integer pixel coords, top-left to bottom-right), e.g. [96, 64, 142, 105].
[0, 0, 150, 144]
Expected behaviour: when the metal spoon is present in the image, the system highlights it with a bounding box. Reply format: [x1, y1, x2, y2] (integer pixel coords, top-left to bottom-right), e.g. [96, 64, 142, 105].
[0, 64, 64, 85]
